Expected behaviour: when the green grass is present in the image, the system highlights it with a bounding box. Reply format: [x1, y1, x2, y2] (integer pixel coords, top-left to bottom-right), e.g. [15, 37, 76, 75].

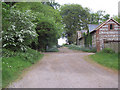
[66, 45, 119, 70]
[65, 44, 96, 53]
[2, 48, 44, 88]
[90, 52, 118, 70]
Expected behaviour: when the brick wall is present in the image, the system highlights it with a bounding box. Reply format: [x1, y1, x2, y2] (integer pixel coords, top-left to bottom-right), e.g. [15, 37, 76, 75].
[96, 19, 120, 52]
[104, 41, 120, 53]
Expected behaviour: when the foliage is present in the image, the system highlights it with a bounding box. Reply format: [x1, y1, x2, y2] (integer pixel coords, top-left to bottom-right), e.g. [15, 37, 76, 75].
[2, 3, 11, 35]
[45, 46, 59, 52]
[102, 48, 115, 54]
[2, 48, 44, 88]
[60, 4, 90, 44]
[5, 2, 16, 7]
[42, 1, 60, 9]
[2, 3, 37, 51]
[113, 15, 120, 23]
[103, 14, 110, 21]
[83, 31, 92, 47]
[14, 2, 62, 23]
[90, 10, 110, 24]
[13, 2, 64, 51]
[36, 16, 59, 51]
[90, 52, 118, 70]
[65, 44, 96, 53]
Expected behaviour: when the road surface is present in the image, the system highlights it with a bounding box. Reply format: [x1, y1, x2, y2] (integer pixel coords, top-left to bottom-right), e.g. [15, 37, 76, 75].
[9, 47, 118, 88]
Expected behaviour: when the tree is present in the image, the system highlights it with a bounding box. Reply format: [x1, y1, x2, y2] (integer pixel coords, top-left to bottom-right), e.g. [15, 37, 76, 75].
[60, 4, 90, 44]
[5, 2, 17, 7]
[14, 2, 62, 22]
[13, 2, 64, 51]
[36, 16, 58, 51]
[96, 10, 105, 23]
[42, 1, 60, 9]
[90, 10, 110, 24]
[113, 15, 120, 23]
[103, 14, 110, 21]
[2, 3, 37, 51]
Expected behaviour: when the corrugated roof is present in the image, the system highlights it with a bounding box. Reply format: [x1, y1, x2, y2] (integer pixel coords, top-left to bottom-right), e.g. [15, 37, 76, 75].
[87, 24, 100, 33]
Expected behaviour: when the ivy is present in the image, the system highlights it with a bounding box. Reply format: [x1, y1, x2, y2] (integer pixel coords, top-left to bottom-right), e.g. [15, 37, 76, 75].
[84, 31, 92, 48]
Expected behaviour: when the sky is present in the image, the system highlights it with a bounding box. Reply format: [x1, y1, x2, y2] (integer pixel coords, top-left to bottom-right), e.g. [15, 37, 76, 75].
[58, 37, 67, 45]
[56, 0, 120, 17]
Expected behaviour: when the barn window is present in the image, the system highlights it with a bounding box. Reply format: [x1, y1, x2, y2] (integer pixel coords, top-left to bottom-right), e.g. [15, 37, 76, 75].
[110, 24, 113, 30]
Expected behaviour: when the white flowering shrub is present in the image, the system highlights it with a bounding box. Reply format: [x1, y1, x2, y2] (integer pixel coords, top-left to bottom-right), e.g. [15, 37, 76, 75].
[2, 5, 38, 51]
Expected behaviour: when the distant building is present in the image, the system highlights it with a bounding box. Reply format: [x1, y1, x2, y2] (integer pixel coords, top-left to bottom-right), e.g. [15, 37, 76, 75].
[77, 18, 120, 53]
[76, 30, 87, 47]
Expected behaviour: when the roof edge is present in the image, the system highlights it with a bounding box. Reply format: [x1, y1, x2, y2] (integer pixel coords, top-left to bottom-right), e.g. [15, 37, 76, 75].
[95, 18, 120, 30]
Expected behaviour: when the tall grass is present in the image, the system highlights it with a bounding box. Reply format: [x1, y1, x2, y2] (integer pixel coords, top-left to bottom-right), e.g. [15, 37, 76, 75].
[2, 48, 44, 88]
[65, 44, 96, 53]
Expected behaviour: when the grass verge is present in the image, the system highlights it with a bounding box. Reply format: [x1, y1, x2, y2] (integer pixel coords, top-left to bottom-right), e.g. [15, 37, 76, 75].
[65, 44, 96, 53]
[2, 48, 44, 88]
[90, 52, 118, 70]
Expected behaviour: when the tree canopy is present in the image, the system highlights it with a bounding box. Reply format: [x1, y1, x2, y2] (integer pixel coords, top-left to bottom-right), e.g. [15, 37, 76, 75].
[90, 10, 110, 24]
[60, 4, 90, 44]
[113, 15, 120, 23]
[2, 2, 64, 51]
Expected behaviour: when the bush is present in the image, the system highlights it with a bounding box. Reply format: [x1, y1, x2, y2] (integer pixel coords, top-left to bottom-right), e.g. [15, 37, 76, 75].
[65, 44, 97, 53]
[62, 44, 69, 46]
[45, 46, 59, 52]
[78, 47, 96, 53]
[57, 45, 62, 48]
[2, 6, 37, 51]
[102, 48, 115, 53]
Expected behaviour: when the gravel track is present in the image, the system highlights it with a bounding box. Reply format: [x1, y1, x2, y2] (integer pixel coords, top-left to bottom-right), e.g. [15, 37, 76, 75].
[9, 47, 118, 88]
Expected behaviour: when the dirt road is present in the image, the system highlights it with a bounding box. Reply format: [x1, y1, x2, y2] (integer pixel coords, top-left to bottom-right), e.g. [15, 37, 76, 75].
[9, 47, 118, 88]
